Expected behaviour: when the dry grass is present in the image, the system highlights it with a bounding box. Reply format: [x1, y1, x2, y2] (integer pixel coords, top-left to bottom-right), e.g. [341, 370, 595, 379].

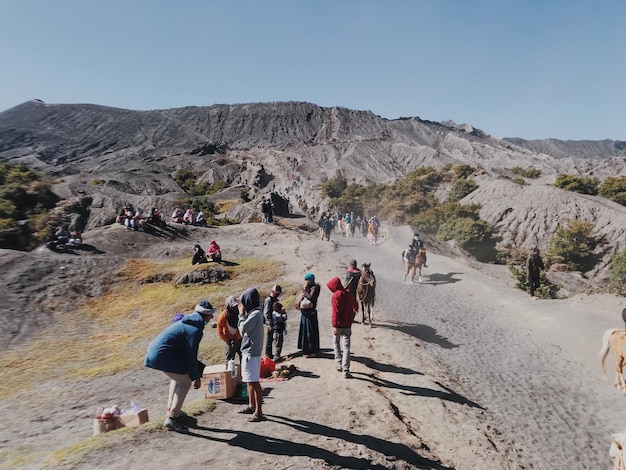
[214, 199, 239, 213]
[0, 257, 284, 399]
[28, 399, 217, 469]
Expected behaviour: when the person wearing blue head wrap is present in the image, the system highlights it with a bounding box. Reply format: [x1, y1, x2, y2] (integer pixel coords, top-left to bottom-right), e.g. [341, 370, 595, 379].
[298, 272, 320, 357]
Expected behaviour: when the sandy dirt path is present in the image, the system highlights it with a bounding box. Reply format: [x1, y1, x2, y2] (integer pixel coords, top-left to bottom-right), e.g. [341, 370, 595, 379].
[2, 222, 625, 469]
[336, 224, 626, 469]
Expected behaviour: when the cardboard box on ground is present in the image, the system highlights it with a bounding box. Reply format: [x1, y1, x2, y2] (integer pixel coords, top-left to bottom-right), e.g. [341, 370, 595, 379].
[202, 364, 242, 399]
[93, 409, 149, 436]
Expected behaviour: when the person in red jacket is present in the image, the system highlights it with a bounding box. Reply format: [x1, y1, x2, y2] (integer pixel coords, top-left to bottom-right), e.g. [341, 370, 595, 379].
[327, 276, 359, 378]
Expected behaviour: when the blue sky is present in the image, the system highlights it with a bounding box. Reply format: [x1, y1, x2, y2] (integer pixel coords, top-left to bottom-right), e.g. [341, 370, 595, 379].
[1, 1, 624, 140]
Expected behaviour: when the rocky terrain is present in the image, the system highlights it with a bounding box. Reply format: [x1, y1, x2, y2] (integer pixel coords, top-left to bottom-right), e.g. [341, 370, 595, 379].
[1, 99, 626, 284]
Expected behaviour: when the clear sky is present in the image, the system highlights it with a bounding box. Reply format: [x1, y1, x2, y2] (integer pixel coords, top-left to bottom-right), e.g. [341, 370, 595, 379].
[1, 1, 624, 141]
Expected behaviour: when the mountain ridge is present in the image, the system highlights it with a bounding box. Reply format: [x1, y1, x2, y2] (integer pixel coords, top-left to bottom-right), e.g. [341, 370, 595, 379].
[1, 99, 625, 286]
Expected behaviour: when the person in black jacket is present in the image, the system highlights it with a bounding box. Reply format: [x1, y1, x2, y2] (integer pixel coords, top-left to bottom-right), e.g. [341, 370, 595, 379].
[526, 248, 545, 299]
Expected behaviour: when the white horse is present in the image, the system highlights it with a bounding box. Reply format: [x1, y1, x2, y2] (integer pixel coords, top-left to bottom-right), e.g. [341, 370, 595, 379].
[610, 432, 626, 470]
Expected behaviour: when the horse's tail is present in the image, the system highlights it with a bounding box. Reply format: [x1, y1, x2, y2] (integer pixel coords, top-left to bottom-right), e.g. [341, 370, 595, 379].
[600, 328, 621, 378]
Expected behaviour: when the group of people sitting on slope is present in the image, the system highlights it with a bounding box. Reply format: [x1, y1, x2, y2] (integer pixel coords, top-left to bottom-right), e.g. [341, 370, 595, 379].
[115, 206, 166, 231]
[171, 207, 207, 227]
[191, 240, 222, 265]
[402, 233, 428, 283]
[46, 225, 82, 251]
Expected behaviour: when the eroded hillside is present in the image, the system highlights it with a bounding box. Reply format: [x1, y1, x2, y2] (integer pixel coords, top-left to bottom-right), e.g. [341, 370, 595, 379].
[1, 99, 625, 282]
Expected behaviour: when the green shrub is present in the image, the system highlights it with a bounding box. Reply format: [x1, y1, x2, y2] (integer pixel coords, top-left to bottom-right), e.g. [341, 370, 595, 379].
[508, 263, 560, 299]
[445, 217, 493, 249]
[546, 219, 599, 271]
[511, 166, 541, 178]
[512, 177, 526, 185]
[554, 174, 599, 195]
[447, 179, 478, 202]
[598, 176, 626, 206]
[409, 201, 491, 249]
[321, 171, 348, 199]
[610, 249, 626, 284]
[174, 170, 228, 196]
[0, 163, 58, 250]
[453, 164, 475, 179]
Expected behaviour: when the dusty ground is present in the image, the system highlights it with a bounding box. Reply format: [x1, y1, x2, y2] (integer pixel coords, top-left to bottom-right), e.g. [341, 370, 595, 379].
[1, 219, 625, 469]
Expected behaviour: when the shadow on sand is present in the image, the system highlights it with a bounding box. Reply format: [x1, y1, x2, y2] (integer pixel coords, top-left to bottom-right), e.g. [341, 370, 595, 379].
[188, 416, 454, 470]
[378, 321, 457, 349]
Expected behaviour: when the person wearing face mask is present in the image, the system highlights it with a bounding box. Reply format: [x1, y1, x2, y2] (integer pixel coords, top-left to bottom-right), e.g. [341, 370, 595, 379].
[144, 299, 215, 433]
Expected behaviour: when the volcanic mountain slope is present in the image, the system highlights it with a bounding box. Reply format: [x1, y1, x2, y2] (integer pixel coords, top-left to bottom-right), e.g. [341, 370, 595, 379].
[1, 99, 625, 282]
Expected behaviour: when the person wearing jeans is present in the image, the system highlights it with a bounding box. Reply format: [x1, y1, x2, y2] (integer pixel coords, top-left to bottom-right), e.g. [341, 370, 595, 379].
[144, 300, 215, 433]
[327, 276, 358, 378]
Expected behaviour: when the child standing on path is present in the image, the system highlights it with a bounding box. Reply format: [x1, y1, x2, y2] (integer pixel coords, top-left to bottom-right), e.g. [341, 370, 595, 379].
[271, 301, 288, 362]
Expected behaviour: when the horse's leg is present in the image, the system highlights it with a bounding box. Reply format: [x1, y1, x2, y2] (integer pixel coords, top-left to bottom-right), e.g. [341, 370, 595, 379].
[361, 301, 365, 324]
[616, 354, 625, 390]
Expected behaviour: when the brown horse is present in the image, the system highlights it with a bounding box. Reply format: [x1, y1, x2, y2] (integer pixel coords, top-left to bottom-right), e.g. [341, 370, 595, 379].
[414, 247, 427, 283]
[600, 328, 626, 391]
[357, 262, 376, 325]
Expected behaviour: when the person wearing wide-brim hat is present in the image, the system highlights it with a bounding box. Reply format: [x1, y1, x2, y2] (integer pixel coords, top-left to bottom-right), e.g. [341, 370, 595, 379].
[145, 299, 215, 433]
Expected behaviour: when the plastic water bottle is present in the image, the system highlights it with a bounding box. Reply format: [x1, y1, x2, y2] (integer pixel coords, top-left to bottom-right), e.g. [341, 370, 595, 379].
[241, 382, 247, 399]
[227, 359, 235, 371]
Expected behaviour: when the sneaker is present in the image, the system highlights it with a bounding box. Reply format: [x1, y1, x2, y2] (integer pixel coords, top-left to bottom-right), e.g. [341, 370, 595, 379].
[336, 365, 343, 372]
[418, 276, 423, 283]
[344, 371, 352, 379]
[164, 417, 188, 433]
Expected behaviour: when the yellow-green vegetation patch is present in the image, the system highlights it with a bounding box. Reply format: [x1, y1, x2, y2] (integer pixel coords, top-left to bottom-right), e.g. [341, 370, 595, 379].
[0, 257, 284, 399]
[39, 398, 216, 468]
[0, 447, 49, 469]
[214, 199, 238, 213]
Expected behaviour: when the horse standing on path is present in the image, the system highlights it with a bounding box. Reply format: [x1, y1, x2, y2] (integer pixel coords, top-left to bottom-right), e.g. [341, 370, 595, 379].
[610, 432, 626, 470]
[357, 262, 376, 325]
[414, 247, 428, 283]
[600, 328, 626, 392]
